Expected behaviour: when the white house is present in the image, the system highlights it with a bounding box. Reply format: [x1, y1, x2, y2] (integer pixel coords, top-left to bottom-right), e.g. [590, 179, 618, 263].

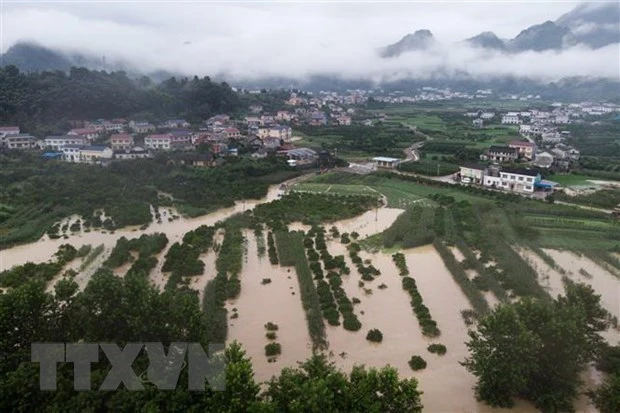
[45, 135, 88, 150]
[110, 133, 134, 150]
[268, 125, 292, 141]
[501, 112, 521, 125]
[2, 134, 37, 149]
[372, 156, 400, 169]
[480, 112, 495, 120]
[484, 168, 540, 193]
[459, 164, 487, 184]
[472, 119, 484, 128]
[0, 126, 20, 136]
[61, 146, 82, 162]
[129, 121, 156, 134]
[519, 124, 532, 134]
[144, 134, 173, 150]
[79, 146, 114, 164]
[68, 128, 99, 141]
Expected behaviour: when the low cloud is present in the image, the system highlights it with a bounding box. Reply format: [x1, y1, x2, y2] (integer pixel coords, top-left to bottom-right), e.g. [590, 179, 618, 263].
[2, 2, 618, 83]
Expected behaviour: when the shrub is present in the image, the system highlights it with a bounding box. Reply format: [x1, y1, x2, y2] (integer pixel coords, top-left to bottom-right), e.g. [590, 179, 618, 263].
[261, 278, 272, 285]
[378, 283, 387, 290]
[427, 344, 447, 355]
[409, 355, 427, 371]
[265, 322, 279, 331]
[366, 329, 383, 343]
[265, 342, 282, 357]
[266, 332, 277, 340]
[343, 316, 362, 331]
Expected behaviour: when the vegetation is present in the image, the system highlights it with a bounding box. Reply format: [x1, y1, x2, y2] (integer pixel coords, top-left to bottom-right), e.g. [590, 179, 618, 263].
[79, 243, 105, 271]
[254, 192, 380, 230]
[463, 282, 614, 412]
[555, 189, 620, 209]
[408, 356, 427, 371]
[265, 322, 279, 331]
[267, 231, 279, 264]
[296, 123, 421, 158]
[275, 231, 327, 350]
[392, 252, 409, 276]
[592, 344, 620, 413]
[398, 158, 460, 176]
[380, 206, 436, 248]
[0, 269, 425, 411]
[427, 343, 447, 356]
[402, 276, 441, 337]
[265, 342, 282, 357]
[0, 154, 297, 248]
[366, 329, 384, 343]
[263, 354, 422, 412]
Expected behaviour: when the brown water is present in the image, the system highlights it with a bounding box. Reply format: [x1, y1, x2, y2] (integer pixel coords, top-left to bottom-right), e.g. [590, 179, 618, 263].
[226, 231, 312, 382]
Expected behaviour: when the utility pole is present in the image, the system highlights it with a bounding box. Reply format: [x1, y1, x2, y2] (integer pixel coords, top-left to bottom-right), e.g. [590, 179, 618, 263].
[437, 163, 440, 176]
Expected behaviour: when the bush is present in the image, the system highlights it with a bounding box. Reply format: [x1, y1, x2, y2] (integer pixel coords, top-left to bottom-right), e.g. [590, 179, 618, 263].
[366, 329, 383, 343]
[409, 355, 427, 371]
[265, 342, 282, 357]
[261, 278, 272, 285]
[265, 322, 279, 331]
[343, 316, 362, 331]
[266, 332, 277, 340]
[427, 344, 447, 355]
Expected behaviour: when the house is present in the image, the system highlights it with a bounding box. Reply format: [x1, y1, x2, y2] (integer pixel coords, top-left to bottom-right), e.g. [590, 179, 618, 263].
[472, 119, 484, 128]
[533, 152, 554, 169]
[210, 142, 228, 154]
[501, 112, 521, 124]
[129, 121, 156, 134]
[554, 115, 570, 124]
[336, 116, 352, 126]
[144, 134, 173, 150]
[372, 156, 400, 169]
[114, 147, 150, 160]
[221, 127, 241, 140]
[480, 112, 495, 120]
[542, 131, 564, 144]
[206, 114, 230, 126]
[508, 140, 537, 160]
[80, 146, 113, 164]
[69, 128, 99, 140]
[310, 112, 327, 126]
[87, 119, 124, 132]
[262, 137, 282, 149]
[61, 146, 82, 162]
[0, 126, 20, 136]
[485, 146, 518, 163]
[519, 124, 532, 134]
[110, 133, 134, 150]
[458, 163, 487, 184]
[260, 115, 275, 126]
[249, 104, 263, 113]
[268, 125, 292, 141]
[278, 148, 318, 163]
[163, 119, 190, 129]
[44, 135, 88, 150]
[555, 144, 580, 161]
[483, 165, 540, 193]
[1, 134, 37, 150]
[245, 116, 261, 127]
[276, 111, 293, 121]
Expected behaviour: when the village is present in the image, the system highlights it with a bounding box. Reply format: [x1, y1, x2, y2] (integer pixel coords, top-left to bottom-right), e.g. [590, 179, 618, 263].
[1, 90, 619, 200]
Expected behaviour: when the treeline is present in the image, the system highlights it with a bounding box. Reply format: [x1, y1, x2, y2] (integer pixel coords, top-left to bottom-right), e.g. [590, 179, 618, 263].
[0, 273, 423, 411]
[254, 192, 380, 230]
[464, 281, 616, 412]
[0, 66, 242, 134]
[0, 154, 297, 248]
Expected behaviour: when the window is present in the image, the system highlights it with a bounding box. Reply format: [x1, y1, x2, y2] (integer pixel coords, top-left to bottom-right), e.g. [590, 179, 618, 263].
[525, 186, 532, 191]
[518, 176, 524, 181]
[526, 177, 533, 182]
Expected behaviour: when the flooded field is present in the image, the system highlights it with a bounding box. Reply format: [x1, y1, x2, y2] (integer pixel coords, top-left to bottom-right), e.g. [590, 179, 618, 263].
[226, 231, 312, 382]
[0, 179, 613, 412]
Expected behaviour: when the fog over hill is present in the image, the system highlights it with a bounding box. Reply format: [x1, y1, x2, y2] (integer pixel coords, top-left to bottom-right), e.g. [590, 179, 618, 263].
[1, 1, 618, 88]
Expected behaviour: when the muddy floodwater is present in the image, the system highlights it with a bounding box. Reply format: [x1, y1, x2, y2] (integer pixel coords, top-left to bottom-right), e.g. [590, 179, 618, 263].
[0, 180, 613, 412]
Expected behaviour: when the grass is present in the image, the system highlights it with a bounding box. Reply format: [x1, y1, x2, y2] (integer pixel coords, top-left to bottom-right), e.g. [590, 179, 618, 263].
[551, 174, 601, 186]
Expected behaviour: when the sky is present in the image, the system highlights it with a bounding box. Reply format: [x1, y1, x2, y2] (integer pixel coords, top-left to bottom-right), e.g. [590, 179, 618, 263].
[1, 1, 619, 82]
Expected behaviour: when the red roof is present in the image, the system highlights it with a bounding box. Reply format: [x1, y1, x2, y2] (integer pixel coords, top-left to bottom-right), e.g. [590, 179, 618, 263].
[71, 128, 97, 135]
[224, 127, 239, 133]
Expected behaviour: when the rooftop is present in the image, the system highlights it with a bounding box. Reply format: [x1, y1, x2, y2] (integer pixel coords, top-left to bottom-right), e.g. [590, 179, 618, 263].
[488, 146, 517, 154]
[509, 140, 536, 148]
[373, 156, 400, 163]
[501, 168, 540, 177]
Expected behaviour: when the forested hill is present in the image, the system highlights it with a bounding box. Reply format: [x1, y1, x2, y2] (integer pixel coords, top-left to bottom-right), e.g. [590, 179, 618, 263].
[0, 66, 243, 135]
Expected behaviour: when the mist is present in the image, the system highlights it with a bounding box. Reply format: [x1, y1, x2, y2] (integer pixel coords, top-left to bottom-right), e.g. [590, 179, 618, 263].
[2, 1, 619, 83]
